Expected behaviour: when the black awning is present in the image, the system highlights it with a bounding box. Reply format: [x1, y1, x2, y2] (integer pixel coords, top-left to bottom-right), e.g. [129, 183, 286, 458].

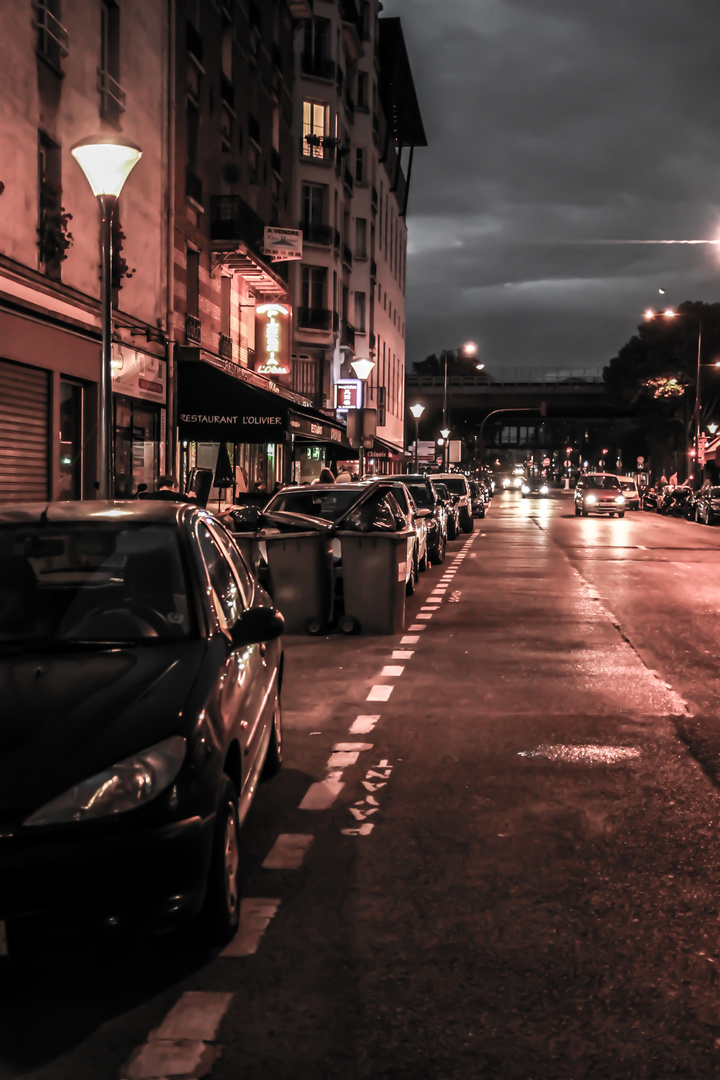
[178, 354, 289, 442]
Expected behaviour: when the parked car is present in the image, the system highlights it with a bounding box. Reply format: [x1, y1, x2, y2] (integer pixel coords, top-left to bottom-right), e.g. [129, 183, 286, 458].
[693, 485, 720, 524]
[617, 477, 641, 510]
[521, 477, 550, 499]
[430, 480, 460, 540]
[468, 480, 486, 518]
[393, 474, 448, 565]
[388, 481, 428, 580]
[431, 473, 474, 533]
[574, 473, 626, 517]
[0, 501, 284, 944]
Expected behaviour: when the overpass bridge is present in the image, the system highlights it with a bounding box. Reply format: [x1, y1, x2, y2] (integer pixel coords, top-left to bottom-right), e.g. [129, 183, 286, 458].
[405, 367, 625, 466]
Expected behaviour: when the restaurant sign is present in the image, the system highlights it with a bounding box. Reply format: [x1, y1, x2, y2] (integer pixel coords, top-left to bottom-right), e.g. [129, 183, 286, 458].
[254, 303, 291, 379]
[335, 378, 363, 412]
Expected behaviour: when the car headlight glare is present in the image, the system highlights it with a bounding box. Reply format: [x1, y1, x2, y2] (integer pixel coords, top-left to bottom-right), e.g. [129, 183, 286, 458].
[586, 494, 597, 504]
[23, 736, 187, 826]
[615, 495, 625, 504]
[540, 485, 549, 494]
[522, 484, 530, 494]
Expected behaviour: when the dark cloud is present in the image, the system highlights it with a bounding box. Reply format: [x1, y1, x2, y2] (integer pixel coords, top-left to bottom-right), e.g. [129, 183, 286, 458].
[381, 0, 720, 372]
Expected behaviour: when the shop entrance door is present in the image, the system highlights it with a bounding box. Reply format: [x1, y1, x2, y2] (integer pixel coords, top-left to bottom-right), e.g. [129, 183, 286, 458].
[114, 395, 160, 497]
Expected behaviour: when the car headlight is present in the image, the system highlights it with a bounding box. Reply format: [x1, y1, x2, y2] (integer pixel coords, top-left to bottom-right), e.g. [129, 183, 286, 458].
[23, 736, 187, 826]
[586, 494, 597, 504]
[522, 484, 530, 494]
[615, 495, 625, 504]
[540, 485, 549, 494]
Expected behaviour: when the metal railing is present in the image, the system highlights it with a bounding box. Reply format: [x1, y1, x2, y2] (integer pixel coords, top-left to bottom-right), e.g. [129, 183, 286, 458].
[407, 367, 604, 387]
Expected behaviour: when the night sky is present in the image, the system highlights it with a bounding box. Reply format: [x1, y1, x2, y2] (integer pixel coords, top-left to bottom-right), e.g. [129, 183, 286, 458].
[381, 0, 720, 375]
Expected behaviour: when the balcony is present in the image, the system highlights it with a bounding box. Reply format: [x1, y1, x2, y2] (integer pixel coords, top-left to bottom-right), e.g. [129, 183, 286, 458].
[300, 222, 334, 247]
[371, 185, 378, 213]
[210, 194, 264, 252]
[370, 259, 377, 282]
[300, 52, 335, 80]
[219, 333, 233, 361]
[292, 356, 323, 404]
[297, 307, 332, 331]
[299, 136, 335, 165]
[185, 314, 202, 345]
[343, 165, 354, 194]
[344, 92, 356, 121]
[271, 148, 282, 176]
[35, 3, 69, 72]
[186, 170, 203, 208]
[186, 21, 203, 63]
[342, 242, 352, 269]
[341, 321, 356, 349]
[98, 68, 126, 125]
[248, 112, 261, 147]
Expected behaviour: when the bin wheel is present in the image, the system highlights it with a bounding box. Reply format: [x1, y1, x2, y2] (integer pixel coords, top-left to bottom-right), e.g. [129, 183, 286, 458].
[339, 615, 358, 634]
[305, 617, 324, 635]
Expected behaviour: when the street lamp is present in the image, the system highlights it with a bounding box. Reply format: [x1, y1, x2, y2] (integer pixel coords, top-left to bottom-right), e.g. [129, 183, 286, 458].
[71, 134, 143, 498]
[442, 341, 477, 434]
[409, 403, 425, 472]
[440, 426, 450, 470]
[350, 356, 376, 475]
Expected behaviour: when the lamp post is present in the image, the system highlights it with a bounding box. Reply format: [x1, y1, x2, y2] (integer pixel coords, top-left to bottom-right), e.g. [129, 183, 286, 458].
[71, 135, 143, 498]
[350, 356, 376, 476]
[409, 403, 425, 472]
[442, 341, 478, 434]
[440, 426, 450, 470]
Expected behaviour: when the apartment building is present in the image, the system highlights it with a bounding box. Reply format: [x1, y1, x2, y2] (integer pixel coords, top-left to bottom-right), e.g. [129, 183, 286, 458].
[0, 0, 169, 501]
[291, 1, 425, 473]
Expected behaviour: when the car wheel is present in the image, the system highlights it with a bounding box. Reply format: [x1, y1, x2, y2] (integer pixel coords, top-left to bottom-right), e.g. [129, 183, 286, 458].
[574, 505, 581, 516]
[462, 511, 474, 534]
[262, 694, 283, 780]
[432, 535, 446, 565]
[618, 511, 625, 518]
[199, 778, 242, 943]
[406, 558, 416, 595]
[419, 546, 429, 573]
[478, 504, 485, 518]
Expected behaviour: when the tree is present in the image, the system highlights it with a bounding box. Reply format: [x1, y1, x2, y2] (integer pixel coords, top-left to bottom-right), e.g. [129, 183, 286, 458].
[412, 349, 485, 377]
[603, 301, 720, 479]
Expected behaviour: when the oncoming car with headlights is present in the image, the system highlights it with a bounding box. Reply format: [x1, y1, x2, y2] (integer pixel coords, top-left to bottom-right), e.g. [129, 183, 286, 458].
[521, 477, 550, 499]
[574, 474, 626, 517]
[0, 500, 284, 946]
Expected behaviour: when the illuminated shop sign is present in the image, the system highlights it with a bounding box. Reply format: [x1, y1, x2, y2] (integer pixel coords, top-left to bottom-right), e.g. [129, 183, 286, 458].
[335, 378, 363, 412]
[254, 303, 291, 378]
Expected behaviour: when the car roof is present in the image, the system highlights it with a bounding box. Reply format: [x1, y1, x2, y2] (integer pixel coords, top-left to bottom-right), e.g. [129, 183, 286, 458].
[0, 500, 193, 526]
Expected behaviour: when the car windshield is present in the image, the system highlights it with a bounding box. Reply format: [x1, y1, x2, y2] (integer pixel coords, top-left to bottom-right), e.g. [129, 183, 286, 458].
[440, 477, 467, 495]
[0, 523, 192, 645]
[584, 475, 620, 489]
[266, 488, 361, 521]
[619, 480, 636, 491]
[403, 483, 433, 508]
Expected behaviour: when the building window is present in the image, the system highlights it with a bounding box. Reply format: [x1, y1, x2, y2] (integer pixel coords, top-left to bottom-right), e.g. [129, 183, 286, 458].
[302, 100, 328, 157]
[302, 183, 325, 227]
[355, 147, 366, 184]
[186, 249, 200, 317]
[354, 291, 366, 333]
[37, 132, 70, 281]
[357, 71, 369, 110]
[59, 380, 83, 499]
[99, 0, 125, 127]
[301, 266, 327, 312]
[221, 275, 231, 337]
[35, 0, 69, 73]
[355, 217, 367, 259]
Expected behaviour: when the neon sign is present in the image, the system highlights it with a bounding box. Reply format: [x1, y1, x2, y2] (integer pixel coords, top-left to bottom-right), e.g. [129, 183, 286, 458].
[255, 303, 290, 377]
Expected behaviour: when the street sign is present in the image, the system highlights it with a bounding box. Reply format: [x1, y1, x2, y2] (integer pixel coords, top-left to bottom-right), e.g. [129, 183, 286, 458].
[637, 455, 645, 466]
[542, 458, 550, 467]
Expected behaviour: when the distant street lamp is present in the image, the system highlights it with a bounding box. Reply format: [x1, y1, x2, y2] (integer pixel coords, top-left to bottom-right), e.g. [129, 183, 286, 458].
[409, 403, 425, 472]
[71, 134, 142, 498]
[440, 426, 451, 470]
[442, 341, 477, 433]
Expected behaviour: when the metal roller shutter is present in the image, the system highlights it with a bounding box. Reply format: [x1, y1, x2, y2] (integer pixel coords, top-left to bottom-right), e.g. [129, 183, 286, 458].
[0, 359, 49, 503]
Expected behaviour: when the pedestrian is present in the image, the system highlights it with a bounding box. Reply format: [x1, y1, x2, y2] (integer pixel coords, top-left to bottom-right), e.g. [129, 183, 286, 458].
[336, 465, 353, 483]
[312, 467, 335, 485]
[157, 474, 179, 492]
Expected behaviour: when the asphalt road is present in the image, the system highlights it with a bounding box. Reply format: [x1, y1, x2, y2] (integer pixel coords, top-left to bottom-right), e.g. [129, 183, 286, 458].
[5, 491, 720, 1080]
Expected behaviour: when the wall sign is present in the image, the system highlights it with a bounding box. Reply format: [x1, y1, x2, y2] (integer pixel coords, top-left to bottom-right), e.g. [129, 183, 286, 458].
[254, 303, 291, 379]
[111, 346, 166, 404]
[335, 379, 363, 412]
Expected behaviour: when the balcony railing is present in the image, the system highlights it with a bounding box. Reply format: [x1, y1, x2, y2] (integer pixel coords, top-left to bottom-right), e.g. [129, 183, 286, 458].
[219, 333, 233, 360]
[248, 112, 261, 146]
[370, 259, 377, 282]
[186, 20, 203, 62]
[186, 170, 203, 207]
[98, 68, 126, 124]
[341, 321, 356, 349]
[371, 185, 378, 212]
[271, 148, 282, 176]
[300, 52, 335, 80]
[220, 74, 234, 110]
[297, 307, 332, 331]
[343, 165, 354, 193]
[186, 314, 202, 345]
[299, 136, 335, 164]
[35, 3, 69, 71]
[344, 93, 356, 120]
[342, 242, 352, 268]
[300, 221, 334, 246]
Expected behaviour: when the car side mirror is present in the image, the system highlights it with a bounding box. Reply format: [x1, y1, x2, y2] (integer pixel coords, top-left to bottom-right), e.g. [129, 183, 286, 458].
[230, 605, 284, 646]
[416, 507, 430, 518]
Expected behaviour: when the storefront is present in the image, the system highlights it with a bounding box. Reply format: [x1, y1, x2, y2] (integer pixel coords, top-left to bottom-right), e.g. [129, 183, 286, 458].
[111, 345, 167, 497]
[177, 348, 350, 503]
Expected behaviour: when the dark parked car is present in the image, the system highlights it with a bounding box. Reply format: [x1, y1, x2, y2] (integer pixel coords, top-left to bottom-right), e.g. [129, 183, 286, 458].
[693, 486, 720, 524]
[430, 480, 460, 540]
[0, 501, 284, 945]
[393, 474, 448, 565]
[468, 480, 486, 518]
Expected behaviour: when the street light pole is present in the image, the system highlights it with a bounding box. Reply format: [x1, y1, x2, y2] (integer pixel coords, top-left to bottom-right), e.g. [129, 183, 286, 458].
[694, 320, 703, 476]
[71, 135, 142, 499]
[409, 403, 425, 472]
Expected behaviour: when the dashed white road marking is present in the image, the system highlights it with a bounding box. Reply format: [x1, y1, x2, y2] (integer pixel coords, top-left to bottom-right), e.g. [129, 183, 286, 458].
[221, 899, 281, 957]
[122, 991, 234, 1079]
[350, 714, 380, 733]
[380, 665, 404, 677]
[328, 749, 360, 768]
[333, 741, 374, 752]
[299, 778, 345, 809]
[400, 634, 420, 644]
[407, 623, 427, 631]
[392, 650, 414, 659]
[367, 684, 394, 701]
[262, 834, 314, 870]
[416, 613, 433, 620]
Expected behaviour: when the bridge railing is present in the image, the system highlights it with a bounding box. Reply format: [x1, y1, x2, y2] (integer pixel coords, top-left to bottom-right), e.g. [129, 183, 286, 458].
[407, 367, 604, 387]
